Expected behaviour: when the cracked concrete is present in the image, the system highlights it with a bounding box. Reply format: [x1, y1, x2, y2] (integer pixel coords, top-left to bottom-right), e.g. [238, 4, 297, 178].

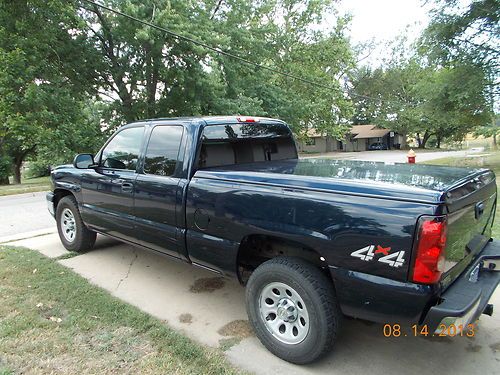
[7, 232, 500, 374]
[115, 249, 137, 291]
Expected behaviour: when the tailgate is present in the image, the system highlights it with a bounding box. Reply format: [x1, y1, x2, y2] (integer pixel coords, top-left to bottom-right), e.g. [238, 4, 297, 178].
[441, 170, 497, 288]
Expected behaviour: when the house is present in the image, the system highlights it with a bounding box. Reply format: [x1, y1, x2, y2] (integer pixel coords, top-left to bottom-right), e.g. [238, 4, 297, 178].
[297, 124, 406, 153]
[296, 129, 344, 153]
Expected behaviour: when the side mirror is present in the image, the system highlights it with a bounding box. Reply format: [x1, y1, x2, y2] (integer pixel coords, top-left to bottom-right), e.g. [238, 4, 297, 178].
[74, 154, 96, 169]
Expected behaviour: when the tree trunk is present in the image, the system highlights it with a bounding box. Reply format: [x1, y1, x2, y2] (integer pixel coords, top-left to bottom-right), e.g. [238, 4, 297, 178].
[436, 134, 442, 149]
[13, 161, 22, 184]
[12, 148, 33, 184]
[493, 133, 497, 149]
[419, 131, 431, 149]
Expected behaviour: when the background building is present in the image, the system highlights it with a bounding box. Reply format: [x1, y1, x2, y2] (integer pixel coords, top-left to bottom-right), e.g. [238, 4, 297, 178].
[297, 125, 407, 153]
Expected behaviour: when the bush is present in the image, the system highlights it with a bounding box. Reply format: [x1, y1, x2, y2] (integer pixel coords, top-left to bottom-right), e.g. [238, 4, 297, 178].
[25, 160, 53, 178]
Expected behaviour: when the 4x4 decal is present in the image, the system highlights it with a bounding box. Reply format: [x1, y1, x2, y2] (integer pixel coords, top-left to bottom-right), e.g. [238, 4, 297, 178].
[350, 245, 405, 268]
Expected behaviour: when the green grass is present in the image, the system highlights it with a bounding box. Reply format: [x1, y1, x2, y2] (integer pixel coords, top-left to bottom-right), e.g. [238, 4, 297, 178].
[422, 150, 500, 239]
[0, 246, 242, 375]
[0, 176, 50, 196]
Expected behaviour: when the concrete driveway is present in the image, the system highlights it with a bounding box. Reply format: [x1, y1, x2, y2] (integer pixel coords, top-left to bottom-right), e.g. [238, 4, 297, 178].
[6, 233, 500, 375]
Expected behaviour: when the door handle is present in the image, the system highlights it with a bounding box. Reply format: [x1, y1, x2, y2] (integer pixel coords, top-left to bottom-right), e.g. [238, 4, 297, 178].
[475, 202, 485, 219]
[101, 170, 116, 177]
[121, 182, 134, 193]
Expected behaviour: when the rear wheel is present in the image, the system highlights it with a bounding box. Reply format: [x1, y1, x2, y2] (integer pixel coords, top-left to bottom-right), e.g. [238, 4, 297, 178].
[56, 195, 96, 252]
[246, 257, 340, 364]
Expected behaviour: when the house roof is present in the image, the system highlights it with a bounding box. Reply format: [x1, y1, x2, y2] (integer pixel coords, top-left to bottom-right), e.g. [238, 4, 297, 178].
[351, 124, 389, 139]
[305, 128, 327, 138]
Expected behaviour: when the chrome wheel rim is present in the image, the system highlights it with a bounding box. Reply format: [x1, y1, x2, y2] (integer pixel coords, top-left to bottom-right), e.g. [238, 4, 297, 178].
[259, 282, 310, 345]
[61, 208, 77, 243]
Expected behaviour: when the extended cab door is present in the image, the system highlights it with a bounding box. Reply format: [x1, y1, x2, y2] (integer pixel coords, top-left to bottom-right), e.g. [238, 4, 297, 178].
[80, 125, 145, 241]
[133, 124, 187, 259]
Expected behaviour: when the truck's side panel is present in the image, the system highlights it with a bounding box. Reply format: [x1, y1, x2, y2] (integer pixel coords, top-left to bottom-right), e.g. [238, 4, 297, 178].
[185, 176, 438, 280]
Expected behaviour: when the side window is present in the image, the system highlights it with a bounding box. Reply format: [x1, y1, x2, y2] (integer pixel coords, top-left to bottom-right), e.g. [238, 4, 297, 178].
[100, 127, 144, 170]
[144, 125, 184, 176]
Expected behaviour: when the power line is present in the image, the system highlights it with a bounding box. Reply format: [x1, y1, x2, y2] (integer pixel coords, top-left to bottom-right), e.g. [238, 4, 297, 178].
[80, 0, 497, 117]
[80, 0, 356, 95]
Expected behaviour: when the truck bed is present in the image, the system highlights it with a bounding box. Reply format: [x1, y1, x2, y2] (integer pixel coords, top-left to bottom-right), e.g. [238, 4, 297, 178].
[195, 158, 494, 204]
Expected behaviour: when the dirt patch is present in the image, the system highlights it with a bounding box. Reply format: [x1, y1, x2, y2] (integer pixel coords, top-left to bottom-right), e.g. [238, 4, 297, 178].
[189, 277, 225, 293]
[490, 342, 500, 352]
[179, 313, 193, 324]
[466, 344, 482, 353]
[217, 320, 254, 339]
[424, 334, 454, 343]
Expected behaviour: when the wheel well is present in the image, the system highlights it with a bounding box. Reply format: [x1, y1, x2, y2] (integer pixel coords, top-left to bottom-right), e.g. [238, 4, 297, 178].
[53, 189, 74, 210]
[236, 235, 329, 284]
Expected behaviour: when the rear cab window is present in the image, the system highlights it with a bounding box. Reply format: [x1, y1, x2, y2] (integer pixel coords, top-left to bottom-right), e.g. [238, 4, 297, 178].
[198, 122, 297, 169]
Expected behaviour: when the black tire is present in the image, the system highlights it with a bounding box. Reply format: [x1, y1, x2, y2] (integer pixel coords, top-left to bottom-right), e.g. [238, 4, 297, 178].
[56, 195, 96, 252]
[246, 257, 340, 364]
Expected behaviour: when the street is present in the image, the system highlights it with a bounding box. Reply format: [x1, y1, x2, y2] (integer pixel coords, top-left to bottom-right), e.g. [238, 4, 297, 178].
[0, 191, 54, 241]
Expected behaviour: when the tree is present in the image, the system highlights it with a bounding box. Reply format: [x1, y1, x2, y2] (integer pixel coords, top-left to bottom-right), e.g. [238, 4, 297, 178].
[78, 0, 230, 126]
[422, 0, 499, 70]
[77, 0, 355, 134]
[209, 0, 354, 136]
[350, 57, 431, 146]
[349, 57, 492, 148]
[0, 0, 99, 184]
[416, 62, 492, 147]
[422, 0, 498, 133]
[474, 114, 500, 148]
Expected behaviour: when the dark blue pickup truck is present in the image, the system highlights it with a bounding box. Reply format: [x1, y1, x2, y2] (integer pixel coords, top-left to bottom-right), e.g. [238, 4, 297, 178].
[47, 116, 500, 364]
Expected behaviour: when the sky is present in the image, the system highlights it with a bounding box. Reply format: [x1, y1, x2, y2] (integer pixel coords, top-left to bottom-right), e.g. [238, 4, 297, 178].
[336, 0, 432, 66]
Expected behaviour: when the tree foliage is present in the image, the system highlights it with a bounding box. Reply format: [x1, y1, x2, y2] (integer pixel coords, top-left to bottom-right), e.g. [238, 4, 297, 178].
[0, 0, 100, 183]
[350, 55, 492, 148]
[421, 0, 498, 131]
[77, 0, 354, 135]
[0, 0, 355, 183]
[422, 0, 499, 70]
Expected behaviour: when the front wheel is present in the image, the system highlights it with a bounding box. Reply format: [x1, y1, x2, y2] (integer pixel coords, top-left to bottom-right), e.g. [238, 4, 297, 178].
[56, 195, 96, 252]
[246, 257, 341, 364]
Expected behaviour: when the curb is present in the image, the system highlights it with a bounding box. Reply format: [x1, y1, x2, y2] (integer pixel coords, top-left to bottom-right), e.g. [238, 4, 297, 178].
[0, 228, 57, 244]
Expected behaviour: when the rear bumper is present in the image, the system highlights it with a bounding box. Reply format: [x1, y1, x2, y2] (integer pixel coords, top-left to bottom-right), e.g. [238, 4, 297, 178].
[421, 240, 500, 332]
[46, 192, 55, 218]
[329, 240, 499, 326]
[329, 267, 439, 324]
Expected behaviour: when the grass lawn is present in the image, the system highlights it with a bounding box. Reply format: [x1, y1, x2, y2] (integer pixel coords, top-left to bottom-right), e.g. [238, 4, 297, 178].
[0, 176, 51, 197]
[0, 247, 242, 375]
[422, 150, 500, 238]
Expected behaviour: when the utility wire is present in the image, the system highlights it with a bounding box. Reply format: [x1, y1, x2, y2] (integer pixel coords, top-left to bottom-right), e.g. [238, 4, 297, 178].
[80, 0, 362, 96]
[79, 0, 495, 118]
[81, 0, 419, 106]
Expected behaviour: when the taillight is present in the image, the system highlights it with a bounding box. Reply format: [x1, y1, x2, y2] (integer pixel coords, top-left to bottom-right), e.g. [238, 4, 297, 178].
[237, 116, 259, 123]
[411, 217, 447, 284]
